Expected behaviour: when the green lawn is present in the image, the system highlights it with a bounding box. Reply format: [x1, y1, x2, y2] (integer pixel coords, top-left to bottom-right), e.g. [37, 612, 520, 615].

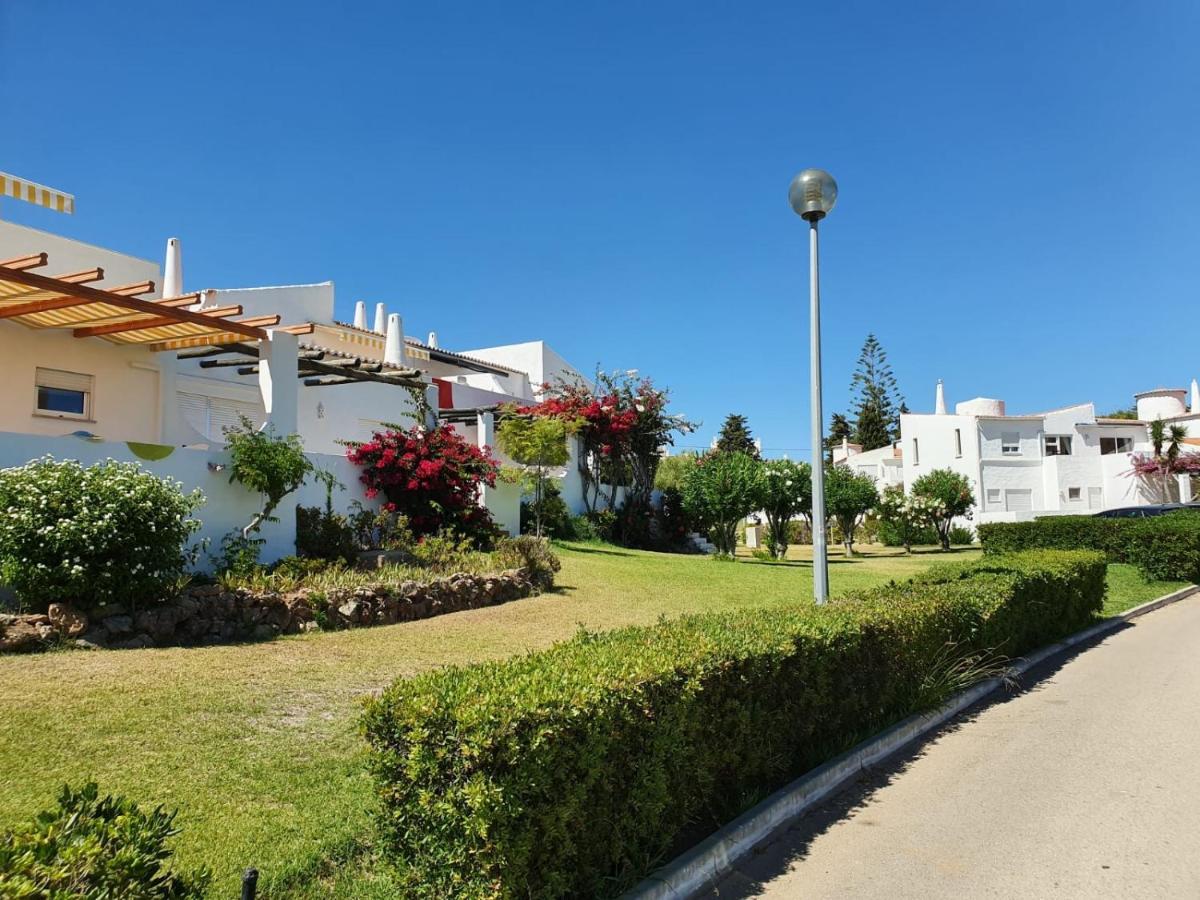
[0, 542, 1186, 897]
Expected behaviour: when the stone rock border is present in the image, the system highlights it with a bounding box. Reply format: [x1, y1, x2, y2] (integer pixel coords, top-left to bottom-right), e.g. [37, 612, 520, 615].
[0, 568, 545, 653]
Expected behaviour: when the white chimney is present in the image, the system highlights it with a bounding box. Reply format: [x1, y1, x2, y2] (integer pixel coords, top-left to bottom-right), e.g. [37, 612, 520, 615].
[1191, 379, 1200, 413]
[384, 314, 405, 366]
[427, 330, 438, 348]
[373, 303, 387, 334]
[935, 379, 947, 415]
[353, 301, 367, 330]
[163, 238, 182, 298]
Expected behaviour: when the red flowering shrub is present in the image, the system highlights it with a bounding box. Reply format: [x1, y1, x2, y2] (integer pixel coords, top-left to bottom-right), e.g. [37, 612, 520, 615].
[346, 424, 499, 544]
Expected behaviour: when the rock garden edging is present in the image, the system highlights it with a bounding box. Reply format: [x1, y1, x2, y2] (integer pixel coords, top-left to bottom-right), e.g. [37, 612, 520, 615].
[0, 567, 546, 653]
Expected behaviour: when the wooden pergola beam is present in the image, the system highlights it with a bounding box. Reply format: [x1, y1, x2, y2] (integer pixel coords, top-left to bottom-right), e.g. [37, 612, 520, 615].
[0, 253, 48, 270]
[0, 286, 188, 321]
[50, 267, 105, 285]
[72, 304, 244, 338]
[0, 264, 266, 339]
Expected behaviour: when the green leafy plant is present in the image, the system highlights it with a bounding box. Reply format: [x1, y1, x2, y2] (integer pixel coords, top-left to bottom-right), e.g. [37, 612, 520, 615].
[361, 550, 1104, 899]
[680, 452, 764, 556]
[824, 463, 879, 555]
[224, 415, 313, 540]
[497, 412, 573, 538]
[756, 459, 811, 559]
[911, 468, 975, 551]
[0, 457, 203, 613]
[876, 483, 941, 553]
[492, 535, 562, 589]
[0, 782, 209, 899]
[1125, 513, 1200, 583]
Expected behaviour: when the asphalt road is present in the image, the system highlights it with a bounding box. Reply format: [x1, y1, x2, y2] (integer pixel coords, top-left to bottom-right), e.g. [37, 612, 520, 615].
[702, 596, 1200, 899]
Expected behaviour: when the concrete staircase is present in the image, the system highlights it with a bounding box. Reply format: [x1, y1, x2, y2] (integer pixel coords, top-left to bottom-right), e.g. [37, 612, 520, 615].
[687, 532, 717, 554]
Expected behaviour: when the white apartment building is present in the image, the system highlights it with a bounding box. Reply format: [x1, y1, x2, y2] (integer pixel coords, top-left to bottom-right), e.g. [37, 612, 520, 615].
[837, 379, 1200, 524]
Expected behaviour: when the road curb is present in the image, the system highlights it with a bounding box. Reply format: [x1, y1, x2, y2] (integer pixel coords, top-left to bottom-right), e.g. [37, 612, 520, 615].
[623, 584, 1200, 900]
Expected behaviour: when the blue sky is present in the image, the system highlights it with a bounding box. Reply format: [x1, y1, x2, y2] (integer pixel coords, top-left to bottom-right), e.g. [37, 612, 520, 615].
[3, 1, 1198, 455]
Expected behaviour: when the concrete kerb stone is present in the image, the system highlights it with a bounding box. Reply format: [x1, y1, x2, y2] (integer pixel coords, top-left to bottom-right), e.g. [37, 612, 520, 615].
[623, 584, 1200, 900]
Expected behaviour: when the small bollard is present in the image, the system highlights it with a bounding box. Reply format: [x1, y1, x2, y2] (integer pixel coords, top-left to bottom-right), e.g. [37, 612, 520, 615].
[241, 868, 258, 900]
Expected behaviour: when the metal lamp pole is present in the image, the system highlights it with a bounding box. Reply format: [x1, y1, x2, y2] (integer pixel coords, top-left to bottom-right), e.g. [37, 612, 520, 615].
[789, 169, 838, 604]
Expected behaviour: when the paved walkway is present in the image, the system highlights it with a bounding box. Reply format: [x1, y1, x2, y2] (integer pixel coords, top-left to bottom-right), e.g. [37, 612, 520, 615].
[702, 597, 1200, 899]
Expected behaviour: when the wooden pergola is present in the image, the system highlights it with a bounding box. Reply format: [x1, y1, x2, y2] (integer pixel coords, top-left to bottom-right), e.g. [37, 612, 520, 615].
[177, 341, 426, 390]
[0, 252, 311, 351]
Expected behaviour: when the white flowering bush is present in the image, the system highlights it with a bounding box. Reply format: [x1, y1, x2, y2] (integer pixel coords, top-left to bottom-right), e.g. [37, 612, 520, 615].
[0, 457, 204, 612]
[877, 483, 945, 553]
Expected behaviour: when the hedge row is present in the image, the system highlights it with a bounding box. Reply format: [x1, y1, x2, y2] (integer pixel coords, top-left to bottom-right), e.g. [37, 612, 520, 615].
[361, 550, 1106, 899]
[978, 513, 1200, 583]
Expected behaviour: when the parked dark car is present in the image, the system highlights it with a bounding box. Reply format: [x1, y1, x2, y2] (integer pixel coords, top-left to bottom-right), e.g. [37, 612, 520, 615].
[1093, 503, 1200, 519]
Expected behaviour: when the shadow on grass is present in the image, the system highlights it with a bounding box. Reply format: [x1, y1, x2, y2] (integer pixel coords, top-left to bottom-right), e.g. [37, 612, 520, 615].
[555, 543, 637, 557]
[693, 623, 1130, 898]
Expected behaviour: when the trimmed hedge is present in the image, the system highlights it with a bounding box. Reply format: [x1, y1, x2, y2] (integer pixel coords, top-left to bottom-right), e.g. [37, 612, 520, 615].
[977, 516, 1127, 559]
[1127, 515, 1200, 583]
[979, 513, 1200, 583]
[362, 550, 1105, 899]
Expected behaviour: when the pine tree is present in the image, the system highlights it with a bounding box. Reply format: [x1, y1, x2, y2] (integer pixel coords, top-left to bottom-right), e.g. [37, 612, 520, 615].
[824, 412, 852, 463]
[715, 413, 759, 459]
[850, 334, 905, 451]
[894, 402, 910, 441]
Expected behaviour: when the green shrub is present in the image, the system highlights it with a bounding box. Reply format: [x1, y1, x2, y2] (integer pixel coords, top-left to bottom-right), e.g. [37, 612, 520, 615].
[492, 536, 562, 589]
[1126, 513, 1200, 583]
[0, 457, 203, 613]
[978, 513, 1200, 583]
[977, 516, 1125, 558]
[948, 525, 976, 546]
[0, 782, 208, 898]
[878, 518, 939, 547]
[362, 550, 1105, 899]
[296, 505, 358, 563]
[520, 482, 575, 539]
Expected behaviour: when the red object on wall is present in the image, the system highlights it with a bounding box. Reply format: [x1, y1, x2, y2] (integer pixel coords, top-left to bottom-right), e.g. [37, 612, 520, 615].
[432, 378, 454, 409]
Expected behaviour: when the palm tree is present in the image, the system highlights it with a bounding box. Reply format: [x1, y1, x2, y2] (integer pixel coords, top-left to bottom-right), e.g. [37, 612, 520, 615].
[1145, 419, 1188, 501]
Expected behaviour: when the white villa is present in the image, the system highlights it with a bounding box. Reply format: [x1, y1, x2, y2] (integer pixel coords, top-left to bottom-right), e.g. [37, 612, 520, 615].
[0, 217, 596, 558]
[835, 379, 1200, 524]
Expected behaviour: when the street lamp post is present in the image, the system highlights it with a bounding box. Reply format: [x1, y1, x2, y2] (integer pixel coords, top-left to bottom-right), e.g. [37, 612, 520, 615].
[788, 169, 838, 604]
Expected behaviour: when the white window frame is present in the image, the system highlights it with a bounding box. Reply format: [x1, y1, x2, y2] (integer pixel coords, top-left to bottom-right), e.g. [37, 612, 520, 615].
[986, 488, 1002, 508]
[1067, 486, 1082, 502]
[1044, 434, 1073, 456]
[1001, 432, 1021, 456]
[912, 437, 920, 465]
[34, 367, 93, 421]
[954, 428, 962, 458]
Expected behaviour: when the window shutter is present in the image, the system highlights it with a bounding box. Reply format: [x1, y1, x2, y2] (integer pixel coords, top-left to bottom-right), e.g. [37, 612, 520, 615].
[36, 368, 92, 392]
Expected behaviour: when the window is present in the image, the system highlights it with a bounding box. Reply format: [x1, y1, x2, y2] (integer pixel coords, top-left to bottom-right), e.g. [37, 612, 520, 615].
[1045, 435, 1073, 456]
[954, 428, 962, 457]
[1067, 487, 1082, 502]
[35, 368, 92, 419]
[986, 488, 1001, 507]
[1001, 432, 1021, 456]
[912, 437, 919, 465]
[1100, 436, 1133, 455]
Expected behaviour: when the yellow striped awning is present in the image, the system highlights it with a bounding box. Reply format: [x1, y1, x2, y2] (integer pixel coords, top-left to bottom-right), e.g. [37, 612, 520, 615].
[0, 172, 75, 215]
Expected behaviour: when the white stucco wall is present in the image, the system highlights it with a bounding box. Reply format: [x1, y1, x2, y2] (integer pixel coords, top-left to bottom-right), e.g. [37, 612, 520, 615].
[0, 323, 165, 442]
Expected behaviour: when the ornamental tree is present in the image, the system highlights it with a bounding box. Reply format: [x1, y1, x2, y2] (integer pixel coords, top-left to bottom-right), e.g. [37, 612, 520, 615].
[346, 423, 499, 544]
[910, 468, 975, 551]
[681, 451, 764, 556]
[224, 416, 313, 539]
[877, 483, 942, 554]
[496, 411, 572, 538]
[522, 370, 694, 515]
[824, 464, 879, 556]
[757, 459, 811, 559]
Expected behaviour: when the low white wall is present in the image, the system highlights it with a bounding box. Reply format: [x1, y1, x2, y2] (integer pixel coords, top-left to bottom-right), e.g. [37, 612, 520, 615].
[0, 429, 518, 572]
